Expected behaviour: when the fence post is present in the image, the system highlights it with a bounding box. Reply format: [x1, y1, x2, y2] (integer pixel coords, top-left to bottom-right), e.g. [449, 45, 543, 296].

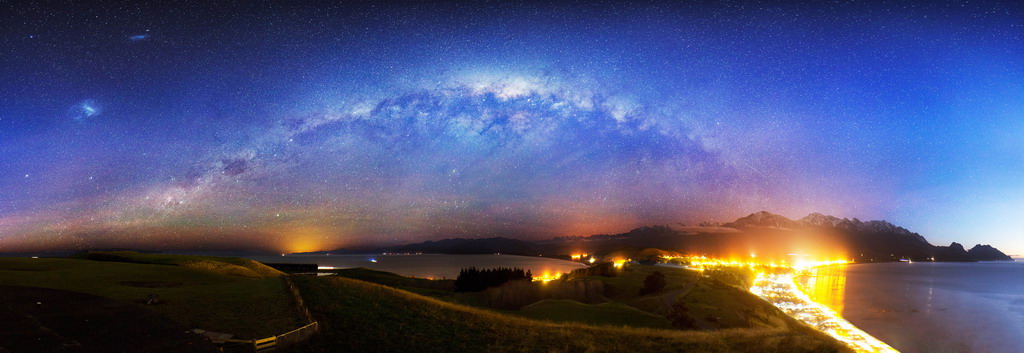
[253, 336, 277, 352]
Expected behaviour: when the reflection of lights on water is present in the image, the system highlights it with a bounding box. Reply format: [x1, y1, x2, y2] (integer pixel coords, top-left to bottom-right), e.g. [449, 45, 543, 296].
[750, 271, 898, 353]
[801, 265, 846, 314]
[659, 255, 896, 353]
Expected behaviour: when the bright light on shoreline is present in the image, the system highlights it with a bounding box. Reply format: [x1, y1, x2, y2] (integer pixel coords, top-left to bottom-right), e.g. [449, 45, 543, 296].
[751, 271, 898, 353]
[658, 255, 896, 353]
[533, 272, 563, 283]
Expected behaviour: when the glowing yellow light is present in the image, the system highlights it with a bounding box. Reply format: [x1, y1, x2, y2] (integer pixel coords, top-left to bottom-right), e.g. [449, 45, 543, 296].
[533, 272, 562, 283]
[801, 265, 847, 314]
[653, 254, 885, 352]
[751, 271, 896, 353]
[588, 257, 596, 264]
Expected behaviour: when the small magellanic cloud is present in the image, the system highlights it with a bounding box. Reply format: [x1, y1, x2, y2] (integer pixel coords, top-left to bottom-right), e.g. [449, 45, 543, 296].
[68, 99, 100, 122]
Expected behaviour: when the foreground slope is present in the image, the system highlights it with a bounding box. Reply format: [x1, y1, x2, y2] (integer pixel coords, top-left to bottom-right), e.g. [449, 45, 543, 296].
[0, 285, 220, 353]
[290, 275, 850, 353]
[0, 253, 302, 338]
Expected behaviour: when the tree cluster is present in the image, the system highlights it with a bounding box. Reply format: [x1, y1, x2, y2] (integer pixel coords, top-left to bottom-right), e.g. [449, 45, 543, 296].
[455, 267, 532, 292]
[565, 262, 618, 279]
[639, 271, 666, 295]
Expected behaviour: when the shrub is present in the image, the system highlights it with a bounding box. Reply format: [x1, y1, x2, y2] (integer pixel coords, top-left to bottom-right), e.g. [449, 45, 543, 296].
[566, 262, 618, 279]
[639, 271, 666, 295]
[667, 300, 699, 329]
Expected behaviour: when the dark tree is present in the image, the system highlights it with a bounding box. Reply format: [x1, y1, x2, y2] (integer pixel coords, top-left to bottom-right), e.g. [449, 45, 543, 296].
[639, 271, 666, 295]
[667, 300, 699, 329]
[455, 267, 532, 292]
[565, 262, 618, 279]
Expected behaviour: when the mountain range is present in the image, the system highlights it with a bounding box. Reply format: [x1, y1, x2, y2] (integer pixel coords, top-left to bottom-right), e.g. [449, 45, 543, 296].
[304, 211, 1012, 262]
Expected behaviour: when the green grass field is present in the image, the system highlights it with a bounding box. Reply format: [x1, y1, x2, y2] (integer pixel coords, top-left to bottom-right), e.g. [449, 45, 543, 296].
[586, 264, 701, 301]
[71, 251, 285, 278]
[291, 275, 850, 353]
[337, 262, 805, 333]
[0, 253, 303, 338]
[585, 264, 799, 330]
[512, 299, 672, 328]
[0, 253, 851, 352]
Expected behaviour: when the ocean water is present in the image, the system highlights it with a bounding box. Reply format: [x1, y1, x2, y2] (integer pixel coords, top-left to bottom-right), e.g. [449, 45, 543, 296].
[244, 253, 586, 279]
[805, 262, 1024, 353]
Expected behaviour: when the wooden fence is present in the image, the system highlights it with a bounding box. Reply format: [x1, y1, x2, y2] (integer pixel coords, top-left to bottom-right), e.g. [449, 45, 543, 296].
[283, 276, 314, 323]
[213, 275, 320, 352]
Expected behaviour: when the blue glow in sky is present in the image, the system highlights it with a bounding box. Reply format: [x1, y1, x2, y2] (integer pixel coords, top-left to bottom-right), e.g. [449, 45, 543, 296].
[0, 1, 1021, 255]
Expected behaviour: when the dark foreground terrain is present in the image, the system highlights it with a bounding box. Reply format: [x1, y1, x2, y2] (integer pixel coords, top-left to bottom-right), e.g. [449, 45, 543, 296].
[0, 253, 850, 353]
[0, 286, 218, 353]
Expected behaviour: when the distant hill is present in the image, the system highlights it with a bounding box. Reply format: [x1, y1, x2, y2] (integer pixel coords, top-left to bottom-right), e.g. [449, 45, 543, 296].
[724, 211, 800, 229]
[72, 251, 285, 278]
[379, 237, 542, 255]
[304, 237, 543, 256]
[291, 274, 849, 352]
[968, 244, 1014, 261]
[322, 211, 1013, 263]
[723, 211, 1012, 262]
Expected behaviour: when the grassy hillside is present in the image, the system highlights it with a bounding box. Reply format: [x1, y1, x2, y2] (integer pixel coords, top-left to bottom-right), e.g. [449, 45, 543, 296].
[291, 275, 850, 353]
[331, 267, 455, 292]
[512, 299, 671, 329]
[0, 255, 301, 338]
[581, 264, 700, 301]
[583, 264, 794, 330]
[71, 251, 284, 278]
[338, 263, 802, 332]
[0, 254, 852, 352]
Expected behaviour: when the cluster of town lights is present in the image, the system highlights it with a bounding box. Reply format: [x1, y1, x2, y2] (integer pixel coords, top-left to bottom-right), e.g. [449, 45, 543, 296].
[660, 255, 851, 272]
[570, 253, 598, 264]
[656, 255, 897, 353]
[533, 272, 563, 283]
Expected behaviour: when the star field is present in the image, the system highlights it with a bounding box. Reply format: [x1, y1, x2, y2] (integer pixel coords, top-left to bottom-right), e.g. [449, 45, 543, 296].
[1, 1, 1022, 255]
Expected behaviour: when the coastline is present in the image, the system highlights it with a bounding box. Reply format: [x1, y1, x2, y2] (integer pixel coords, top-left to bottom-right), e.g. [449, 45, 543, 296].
[752, 265, 898, 353]
[798, 261, 1024, 352]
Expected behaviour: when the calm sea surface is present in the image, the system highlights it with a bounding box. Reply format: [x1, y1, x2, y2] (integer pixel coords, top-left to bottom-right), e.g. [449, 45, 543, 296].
[803, 262, 1024, 353]
[244, 253, 586, 279]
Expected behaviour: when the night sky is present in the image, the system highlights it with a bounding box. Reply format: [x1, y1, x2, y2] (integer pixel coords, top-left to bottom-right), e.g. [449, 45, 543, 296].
[1, 1, 1022, 255]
